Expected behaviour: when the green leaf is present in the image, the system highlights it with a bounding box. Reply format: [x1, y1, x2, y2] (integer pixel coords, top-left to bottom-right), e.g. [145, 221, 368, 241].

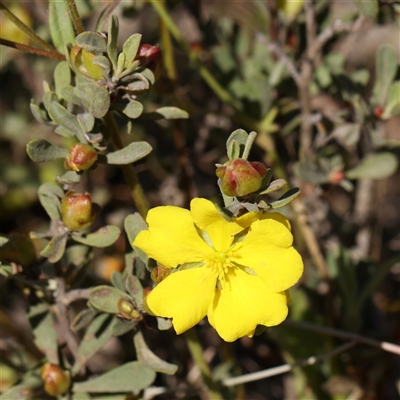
[293, 160, 329, 185]
[346, 152, 398, 180]
[241, 131, 258, 160]
[54, 61, 71, 99]
[30, 100, 50, 124]
[40, 233, 68, 263]
[60, 85, 83, 107]
[125, 275, 143, 308]
[352, 0, 378, 18]
[38, 183, 63, 221]
[71, 225, 121, 248]
[259, 179, 287, 195]
[55, 126, 76, 138]
[268, 187, 300, 209]
[106, 141, 152, 165]
[75, 32, 107, 55]
[49, 0, 75, 53]
[107, 15, 119, 71]
[372, 45, 398, 105]
[134, 330, 178, 375]
[383, 81, 400, 119]
[112, 319, 137, 336]
[71, 308, 97, 332]
[48, 102, 88, 143]
[117, 99, 144, 119]
[331, 123, 361, 147]
[89, 285, 128, 314]
[73, 361, 155, 393]
[123, 33, 142, 63]
[73, 314, 114, 375]
[227, 139, 240, 160]
[110, 270, 126, 292]
[26, 139, 68, 163]
[77, 113, 95, 133]
[93, 55, 111, 77]
[124, 213, 148, 263]
[31, 309, 59, 364]
[56, 171, 81, 184]
[75, 82, 110, 119]
[226, 129, 248, 158]
[153, 107, 189, 119]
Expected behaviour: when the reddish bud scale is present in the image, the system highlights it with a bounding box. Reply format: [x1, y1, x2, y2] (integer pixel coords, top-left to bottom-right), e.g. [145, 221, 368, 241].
[373, 105, 384, 119]
[136, 44, 163, 80]
[150, 264, 171, 283]
[61, 191, 96, 231]
[64, 143, 98, 172]
[216, 159, 268, 197]
[41, 363, 70, 396]
[329, 170, 346, 184]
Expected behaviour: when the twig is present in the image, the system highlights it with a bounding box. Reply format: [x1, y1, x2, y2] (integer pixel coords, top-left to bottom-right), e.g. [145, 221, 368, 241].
[283, 319, 400, 355]
[66, 0, 85, 35]
[0, 38, 65, 60]
[59, 288, 92, 305]
[223, 340, 357, 386]
[0, 2, 58, 53]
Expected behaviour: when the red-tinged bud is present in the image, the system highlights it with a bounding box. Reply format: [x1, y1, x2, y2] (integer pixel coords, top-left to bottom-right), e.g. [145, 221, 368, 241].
[373, 105, 384, 119]
[329, 170, 346, 184]
[70, 45, 104, 80]
[216, 159, 268, 197]
[136, 44, 163, 80]
[64, 143, 98, 172]
[41, 363, 70, 396]
[150, 264, 171, 283]
[61, 191, 96, 231]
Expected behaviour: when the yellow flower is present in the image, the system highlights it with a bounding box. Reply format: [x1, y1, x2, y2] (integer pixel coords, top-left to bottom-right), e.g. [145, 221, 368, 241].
[133, 198, 303, 342]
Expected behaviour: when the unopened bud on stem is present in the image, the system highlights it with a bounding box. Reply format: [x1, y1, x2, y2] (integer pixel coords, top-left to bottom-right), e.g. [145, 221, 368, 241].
[61, 191, 96, 231]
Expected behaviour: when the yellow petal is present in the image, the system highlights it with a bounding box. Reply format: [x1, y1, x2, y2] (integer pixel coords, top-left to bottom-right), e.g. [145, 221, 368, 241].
[190, 198, 257, 251]
[146, 267, 216, 334]
[259, 212, 291, 231]
[134, 205, 211, 268]
[233, 217, 303, 292]
[207, 268, 288, 342]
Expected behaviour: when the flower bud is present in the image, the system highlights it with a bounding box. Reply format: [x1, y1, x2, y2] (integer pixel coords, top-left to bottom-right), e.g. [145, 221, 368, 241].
[117, 298, 142, 321]
[136, 44, 163, 80]
[329, 170, 346, 184]
[64, 143, 98, 172]
[41, 363, 70, 396]
[373, 105, 384, 119]
[216, 159, 268, 197]
[150, 264, 171, 283]
[61, 191, 96, 231]
[70, 45, 104, 80]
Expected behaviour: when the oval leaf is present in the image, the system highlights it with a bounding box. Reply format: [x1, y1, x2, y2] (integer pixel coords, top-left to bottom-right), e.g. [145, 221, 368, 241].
[26, 139, 68, 163]
[49, 0, 75, 52]
[71, 225, 121, 248]
[346, 152, 398, 180]
[153, 107, 189, 120]
[40, 233, 68, 263]
[122, 100, 144, 119]
[134, 330, 178, 375]
[56, 171, 81, 184]
[106, 141, 152, 165]
[54, 61, 71, 99]
[75, 32, 107, 55]
[89, 285, 128, 314]
[123, 33, 142, 63]
[259, 179, 287, 195]
[268, 187, 300, 209]
[75, 82, 110, 119]
[38, 183, 63, 221]
[73, 361, 155, 393]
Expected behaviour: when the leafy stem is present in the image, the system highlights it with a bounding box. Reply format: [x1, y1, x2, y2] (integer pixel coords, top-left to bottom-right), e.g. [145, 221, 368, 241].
[0, 38, 66, 60]
[103, 112, 149, 218]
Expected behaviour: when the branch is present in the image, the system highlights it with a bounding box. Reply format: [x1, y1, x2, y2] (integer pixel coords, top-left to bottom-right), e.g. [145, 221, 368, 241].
[66, 0, 85, 35]
[223, 341, 357, 386]
[59, 288, 92, 305]
[0, 2, 58, 53]
[0, 38, 65, 60]
[283, 319, 400, 355]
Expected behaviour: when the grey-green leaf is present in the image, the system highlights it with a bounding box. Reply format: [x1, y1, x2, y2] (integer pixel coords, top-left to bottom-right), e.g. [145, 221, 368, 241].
[54, 61, 71, 99]
[49, 0, 75, 53]
[226, 129, 248, 157]
[124, 213, 148, 263]
[89, 285, 128, 314]
[77, 113, 95, 133]
[75, 32, 107, 55]
[38, 183, 64, 221]
[125, 275, 143, 308]
[227, 139, 241, 160]
[259, 179, 287, 195]
[73, 361, 155, 393]
[134, 330, 178, 375]
[56, 171, 81, 184]
[40, 233, 68, 263]
[48, 102, 87, 143]
[71, 225, 121, 248]
[352, 0, 378, 19]
[106, 141, 152, 165]
[153, 107, 189, 119]
[107, 15, 119, 71]
[123, 33, 142, 63]
[26, 139, 68, 163]
[71, 308, 97, 332]
[75, 82, 110, 119]
[268, 187, 300, 209]
[346, 152, 398, 180]
[120, 100, 144, 119]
